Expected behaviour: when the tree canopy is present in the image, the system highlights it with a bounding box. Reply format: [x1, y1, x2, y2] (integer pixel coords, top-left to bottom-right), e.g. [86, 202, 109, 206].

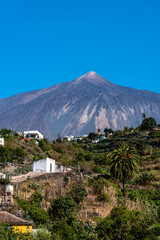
[140, 117, 157, 131]
[108, 142, 139, 196]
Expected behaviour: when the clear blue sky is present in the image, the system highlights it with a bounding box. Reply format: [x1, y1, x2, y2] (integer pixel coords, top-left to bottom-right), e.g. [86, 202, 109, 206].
[0, 0, 160, 98]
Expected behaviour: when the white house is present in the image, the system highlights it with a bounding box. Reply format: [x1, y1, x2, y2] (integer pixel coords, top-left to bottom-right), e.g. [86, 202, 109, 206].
[24, 131, 43, 140]
[0, 138, 4, 147]
[0, 172, 6, 179]
[31, 157, 69, 173]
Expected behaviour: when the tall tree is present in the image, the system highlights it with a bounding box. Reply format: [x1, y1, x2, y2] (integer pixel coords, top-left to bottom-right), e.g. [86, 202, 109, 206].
[108, 142, 139, 197]
[140, 117, 157, 131]
[142, 113, 146, 119]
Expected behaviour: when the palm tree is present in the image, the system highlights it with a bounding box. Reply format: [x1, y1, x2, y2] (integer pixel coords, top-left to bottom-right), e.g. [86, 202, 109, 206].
[108, 142, 139, 197]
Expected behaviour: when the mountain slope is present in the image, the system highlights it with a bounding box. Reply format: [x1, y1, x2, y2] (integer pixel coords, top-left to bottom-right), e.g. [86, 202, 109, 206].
[0, 71, 160, 139]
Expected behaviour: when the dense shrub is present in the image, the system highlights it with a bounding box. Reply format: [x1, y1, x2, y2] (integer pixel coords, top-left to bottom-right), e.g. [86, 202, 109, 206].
[51, 196, 77, 223]
[134, 172, 156, 185]
[96, 207, 151, 240]
[140, 117, 157, 131]
[16, 191, 49, 226]
[28, 182, 40, 190]
[69, 185, 88, 204]
[39, 138, 52, 152]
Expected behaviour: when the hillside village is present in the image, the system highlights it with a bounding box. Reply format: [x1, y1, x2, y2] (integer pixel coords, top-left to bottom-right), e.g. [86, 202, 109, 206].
[1, 116, 160, 239]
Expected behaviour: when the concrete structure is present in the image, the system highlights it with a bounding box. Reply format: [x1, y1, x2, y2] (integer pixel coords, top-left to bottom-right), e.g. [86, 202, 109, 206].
[24, 130, 43, 140]
[0, 192, 13, 205]
[63, 136, 71, 141]
[0, 172, 6, 179]
[32, 157, 68, 173]
[0, 138, 4, 147]
[5, 184, 14, 195]
[0, 184, 14, 205]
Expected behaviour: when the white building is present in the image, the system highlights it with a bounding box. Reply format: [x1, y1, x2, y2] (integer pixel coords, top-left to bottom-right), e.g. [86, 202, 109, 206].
[0, 172, 6, 179]
[0, 138, 4, 147]
[31, 157, 69, 173]
[63, 136, 71, 141]
[24, 131, 43, 140]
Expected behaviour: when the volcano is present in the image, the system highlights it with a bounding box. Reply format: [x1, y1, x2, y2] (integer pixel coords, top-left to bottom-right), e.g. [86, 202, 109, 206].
[0, 71, 160, 139]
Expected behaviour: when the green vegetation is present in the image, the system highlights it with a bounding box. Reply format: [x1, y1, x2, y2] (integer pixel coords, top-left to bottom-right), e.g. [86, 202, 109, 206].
[96, 207, 155, 240]
[69, 185, 88, 204]
[16, 191, 49, 225]
[108, 142, 139, 197]
[1, 116, 160, 239]
[140, 117, 157, 131]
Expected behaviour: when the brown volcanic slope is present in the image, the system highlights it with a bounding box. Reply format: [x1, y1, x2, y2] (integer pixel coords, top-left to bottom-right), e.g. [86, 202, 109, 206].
[0, 71, 160, 139]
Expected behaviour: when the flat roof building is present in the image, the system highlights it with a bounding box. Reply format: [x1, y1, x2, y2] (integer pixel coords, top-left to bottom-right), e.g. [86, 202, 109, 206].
[24, 130, 43, 140]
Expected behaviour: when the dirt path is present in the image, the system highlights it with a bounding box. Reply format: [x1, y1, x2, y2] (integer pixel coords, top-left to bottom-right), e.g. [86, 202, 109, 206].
[10, 172, 51, 183]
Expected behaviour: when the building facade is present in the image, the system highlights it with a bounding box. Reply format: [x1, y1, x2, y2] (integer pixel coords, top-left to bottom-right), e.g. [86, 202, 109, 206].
[24, 130, 43, 140]
[0, 138, 4, 147]
[32, 157, 67, 173]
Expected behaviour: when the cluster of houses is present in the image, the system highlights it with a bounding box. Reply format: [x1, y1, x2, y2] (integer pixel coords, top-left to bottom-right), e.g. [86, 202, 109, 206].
[63, 134, 88, 141]
[0, 155, 71, 234]
[63, 134, 106, 143]
[0, 130, 72, 233]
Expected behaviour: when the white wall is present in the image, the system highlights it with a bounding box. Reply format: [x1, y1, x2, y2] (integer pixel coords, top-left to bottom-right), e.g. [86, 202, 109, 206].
[0, 138, 4, 147]
[24, 131, 43, 140]
[46, 158, 56, 172]
[32, 157, 66, 173]
[32, 159, 46, 172]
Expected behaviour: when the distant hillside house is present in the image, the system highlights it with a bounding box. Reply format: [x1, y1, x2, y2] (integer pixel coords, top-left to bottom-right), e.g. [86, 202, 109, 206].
[32, 157, 69, 173]
[0, 211, 32, 233]
[24, 130, 43, 140]
[0, 138, 4, 147]
[0, 184, 14, 205]
[0, 192, 13, 205]
[0, 172, 6, 179]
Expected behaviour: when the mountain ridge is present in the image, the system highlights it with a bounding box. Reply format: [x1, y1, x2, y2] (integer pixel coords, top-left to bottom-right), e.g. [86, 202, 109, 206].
[0, 72, 160, 139]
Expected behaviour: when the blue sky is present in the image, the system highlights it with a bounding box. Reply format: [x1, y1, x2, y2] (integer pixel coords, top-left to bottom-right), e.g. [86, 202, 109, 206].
[0, 0, 160, 98]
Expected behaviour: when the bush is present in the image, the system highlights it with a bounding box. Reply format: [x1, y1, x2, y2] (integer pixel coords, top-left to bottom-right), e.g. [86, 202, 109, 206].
[89, 176, 109, 194]
[51, 196, 77, 222]
[16, 195, 49, 226]
[88, 132, 100, 140]
[13, 147, 26, 163]
[94, 155, 108, 165]
[31, 208, 49, 225]
[28, 182, 40, 190]
[39, 138, 52, 152]
[96, 207, 150, 240]
[31, 191, 43, 208]
[92, 166, 108, 174]
[0, 178, 10, 185]
[140, 117, 157, 131]
[97, 192, 110, 203]
[135, 172, 156, 185]
[69, 185, 88, 204]
[64, 175, 70, 185]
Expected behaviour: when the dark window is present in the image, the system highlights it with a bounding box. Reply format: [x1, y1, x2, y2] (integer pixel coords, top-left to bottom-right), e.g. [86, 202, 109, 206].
[50, 163, 52, 172]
